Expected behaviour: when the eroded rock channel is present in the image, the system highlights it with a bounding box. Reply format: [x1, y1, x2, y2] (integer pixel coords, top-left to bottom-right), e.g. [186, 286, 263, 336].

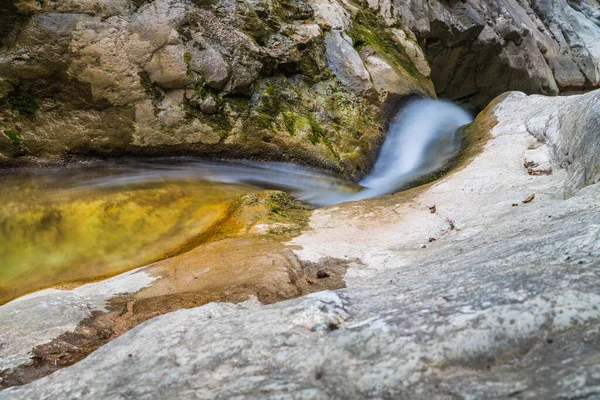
[0, 0, 599, 398]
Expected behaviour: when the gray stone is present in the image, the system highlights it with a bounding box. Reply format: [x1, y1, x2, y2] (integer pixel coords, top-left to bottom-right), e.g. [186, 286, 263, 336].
[0, 269, 156, 373]
[324, 31, 376, 99]
[393, 0, 600, 109]
[200, 96, 218, 115]
[522, 89, 600, 196]
[144, 44, 189, 89]
[188, 47, 231, 91]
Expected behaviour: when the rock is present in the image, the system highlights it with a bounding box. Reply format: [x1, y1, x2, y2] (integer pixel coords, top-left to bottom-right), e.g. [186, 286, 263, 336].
[175, 119, 221, 145]
[0, 268, 156, 373]
[0, 78, 10, 98]
[393, 0, 600, 109]
[0, 0, 598, 171]
[522, 90, 600, 196]
[305, 0, 351, 30]
[200, 96, 218, 115]
[3, 90, 600, 400]
[292, 90, 600, 275]
[144, 44, 189, 89]
[324, 31, 376, 100]
[0, 0, 434, 177]
[390, 28, 430, 77]
[188, 47, 231, 90]
[316, 270, 330, 279]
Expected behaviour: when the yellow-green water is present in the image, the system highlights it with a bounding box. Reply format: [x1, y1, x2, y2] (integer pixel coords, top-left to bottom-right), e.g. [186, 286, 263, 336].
[0, 167, 250, 305]
[0, 157, 364, 305]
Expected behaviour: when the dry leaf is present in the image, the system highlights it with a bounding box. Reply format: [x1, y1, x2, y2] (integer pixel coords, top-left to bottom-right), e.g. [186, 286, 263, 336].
[428, 205, 436, 214]
[522, 194, 535, 204]
[428, 237, 436, 243]
[305, 276, 314, 285]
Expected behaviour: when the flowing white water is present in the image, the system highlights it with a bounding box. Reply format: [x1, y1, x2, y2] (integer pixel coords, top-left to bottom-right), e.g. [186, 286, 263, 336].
[289, 98, 472, 205]
[355, 98, 473, 200]
[0, 99, 472, 300]
[1, 98, 472, 208]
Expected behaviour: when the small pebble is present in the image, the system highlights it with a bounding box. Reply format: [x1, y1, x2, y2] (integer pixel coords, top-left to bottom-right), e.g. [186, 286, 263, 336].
[316, 270, 330, 279]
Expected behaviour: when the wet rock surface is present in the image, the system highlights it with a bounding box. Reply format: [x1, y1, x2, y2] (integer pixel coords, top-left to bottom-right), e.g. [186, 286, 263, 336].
[2, 208, 599, 399]
[2, 91, 598, 399]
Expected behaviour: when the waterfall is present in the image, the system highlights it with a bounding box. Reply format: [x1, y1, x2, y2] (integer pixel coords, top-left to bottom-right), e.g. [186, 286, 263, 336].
[3, 99, 472, 208]
[354, 98, 473, 201]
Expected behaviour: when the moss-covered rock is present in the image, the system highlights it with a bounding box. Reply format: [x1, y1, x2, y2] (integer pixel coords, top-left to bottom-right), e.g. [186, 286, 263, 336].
[0, 0, 435, 178]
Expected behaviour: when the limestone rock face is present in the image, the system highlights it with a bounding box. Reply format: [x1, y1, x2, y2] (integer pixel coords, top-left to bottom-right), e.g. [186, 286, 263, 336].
[2, 91, 599, 399]
[324, 31, 376, 99]
[391, 0, 600, 109]
[144, 44, 189, 89]
[520, 89, 600, 196]
[1, 0, 598, 169]
[0, 0, 434, 179]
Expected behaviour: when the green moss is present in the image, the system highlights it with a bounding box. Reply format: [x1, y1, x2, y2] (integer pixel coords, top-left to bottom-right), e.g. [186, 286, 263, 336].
[184, 52, 192, 76]
[307, 116, 340, 160]
[262, 85, 283, 115]
[269, 202, 283, 215]
[3, 129, 21, 148]
[195, 82, 221, 103]
[266, 191, 298, 216]
[182, 84, 231, 136]
[6, 87, 39, 115]
[247, 83, 288, 131]
[254, 111, 277, 130]
[138, 71, 164, 101]
[184, 104, 232, 137]
[282, 112, 296, 135]
[235, 2, 273, 46]
[307, 117, 321, 145]
[349, 8, 419, 79]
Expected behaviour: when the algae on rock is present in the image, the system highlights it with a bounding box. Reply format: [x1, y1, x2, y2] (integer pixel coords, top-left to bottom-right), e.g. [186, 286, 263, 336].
[0, 0, 435, 179]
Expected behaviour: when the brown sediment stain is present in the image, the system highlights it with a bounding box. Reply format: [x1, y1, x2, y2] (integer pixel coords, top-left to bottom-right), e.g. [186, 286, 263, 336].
[0, 191, 353, 389]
